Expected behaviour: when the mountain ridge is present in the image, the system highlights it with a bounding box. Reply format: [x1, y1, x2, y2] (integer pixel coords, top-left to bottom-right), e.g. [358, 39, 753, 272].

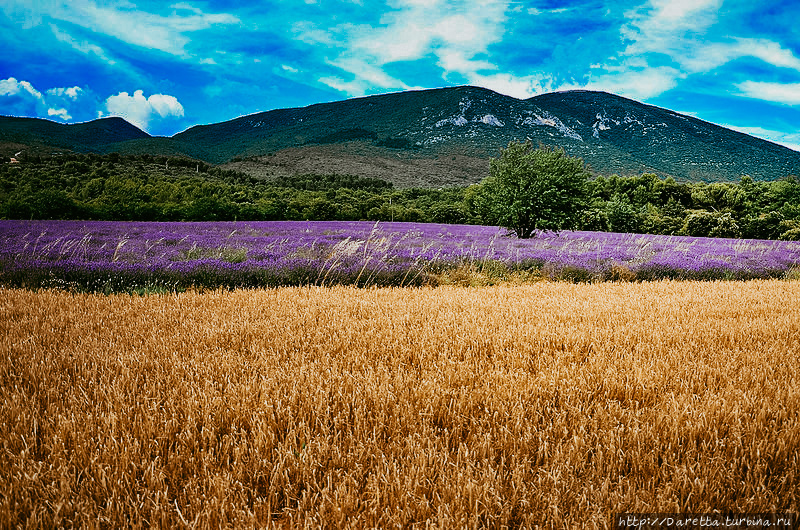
[2, 86, 799, 186]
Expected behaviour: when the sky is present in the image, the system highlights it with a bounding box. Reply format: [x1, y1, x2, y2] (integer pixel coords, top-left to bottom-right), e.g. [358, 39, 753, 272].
[1, 0, 799, 150]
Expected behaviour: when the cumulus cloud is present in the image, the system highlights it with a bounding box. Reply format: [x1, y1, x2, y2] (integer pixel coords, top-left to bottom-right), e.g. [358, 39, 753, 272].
[2, 78, 87, 107]
[1, 77, 51, 118]
[47, 107, 72, 121]
[102, 90, 185, 132]
[0, 77, 94, 121]
[46, 86, 84, 99]
[0, 77, 44, 101]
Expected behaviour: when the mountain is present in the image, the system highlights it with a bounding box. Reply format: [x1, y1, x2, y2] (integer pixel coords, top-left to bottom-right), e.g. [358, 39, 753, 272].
[3, 86, 799, 186]
[0, 116, 149, 156]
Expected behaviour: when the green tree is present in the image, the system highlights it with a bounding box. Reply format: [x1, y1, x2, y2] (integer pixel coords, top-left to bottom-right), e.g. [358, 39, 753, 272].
[605, 193, 641, 233]
[682, 210, 741, 238]
[475, 141, 590, 238]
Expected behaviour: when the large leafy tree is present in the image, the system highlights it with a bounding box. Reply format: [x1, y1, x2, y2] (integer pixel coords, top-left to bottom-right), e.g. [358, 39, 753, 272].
[475, 141, 590, 238]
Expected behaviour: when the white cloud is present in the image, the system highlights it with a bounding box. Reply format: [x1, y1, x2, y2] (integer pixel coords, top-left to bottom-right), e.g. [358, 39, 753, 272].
[317, 76, 373, 96]
[0, 77, 87, 121]
[46, 86, 83, 99]
[583, 66, 684, 101]
[527, 7, 568, 15]
[722, 123, 800, 152]
[646, 0, 720, 22]
[593, 0, 721, 98]
[292, 22, 337, 46]
[302, 0, 693, 104]
[619, 0, 800, 77]
[47, 107, 72, 120]
[300, 0, 509, 95]
[48, 23, 116, 65]
[737, 39, 800, 71]
[735, 81, 800, 106]
[301, 0, 703, 104]
[0, 0, 45, 28]
[5, 0, 239, 58]
[584, 0, 800, 104]
[326, 57, 411, 91]
[437, 51, 494, 77]
[0, 77, 44, 101]
[474, 65, 682, 103]
[102, 90, 184, 132]
[79, 1, 239, 56]
[460, 72, 556, 99]
[622, 0, 721, 43]
[679, 38, 800, 74]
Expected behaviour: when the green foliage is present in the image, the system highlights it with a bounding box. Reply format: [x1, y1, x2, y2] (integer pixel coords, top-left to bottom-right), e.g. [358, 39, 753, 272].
[0, 153, 471, 225]
[682, 210, 741, 238]
[1, 151, 798, 242]
[473, 141, 590, 238]
[579, 206, 611, 232]
[780, 227, 800, 241]
[605, 193, 641, 234]
[742, 211, 785, 240]
[270, 174, 393, 192]
[778, 218, 800, 241]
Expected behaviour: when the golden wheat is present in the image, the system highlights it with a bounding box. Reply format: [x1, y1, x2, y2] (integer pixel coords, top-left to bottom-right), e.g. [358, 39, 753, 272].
[1, 280, 799, 528]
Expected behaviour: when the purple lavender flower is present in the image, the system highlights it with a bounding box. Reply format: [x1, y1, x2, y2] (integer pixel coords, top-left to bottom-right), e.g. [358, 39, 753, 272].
[1, 220, 798, 290]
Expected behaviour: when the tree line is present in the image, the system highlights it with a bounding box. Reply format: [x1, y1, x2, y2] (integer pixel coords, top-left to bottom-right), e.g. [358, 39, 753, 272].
[1, 150, 799, 240]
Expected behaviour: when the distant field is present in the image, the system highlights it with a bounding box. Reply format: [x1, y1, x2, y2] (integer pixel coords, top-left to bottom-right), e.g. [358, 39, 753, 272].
[3, 281, 799, 527]
[2, 220, 799, 293]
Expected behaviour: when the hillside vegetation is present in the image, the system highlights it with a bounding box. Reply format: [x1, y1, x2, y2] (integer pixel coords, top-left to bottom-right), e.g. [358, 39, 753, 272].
[2, 153, 799, 240]
[4, 86, 800, 183]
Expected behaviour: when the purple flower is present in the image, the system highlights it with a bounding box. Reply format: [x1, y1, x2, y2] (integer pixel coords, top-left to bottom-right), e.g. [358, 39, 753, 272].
[1, 220, 798, 290]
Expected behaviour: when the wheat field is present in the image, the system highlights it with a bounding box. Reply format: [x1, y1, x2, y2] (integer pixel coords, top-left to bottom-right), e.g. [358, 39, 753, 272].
[2, 280, 799, 528]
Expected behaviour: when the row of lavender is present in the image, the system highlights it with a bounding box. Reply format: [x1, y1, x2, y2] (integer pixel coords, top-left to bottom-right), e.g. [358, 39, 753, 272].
[1, 220, 799, 291]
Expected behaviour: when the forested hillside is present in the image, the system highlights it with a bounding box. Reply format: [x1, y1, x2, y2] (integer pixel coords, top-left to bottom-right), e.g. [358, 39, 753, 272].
[2, 153, 799, 240]
[4, 86, 800, 185]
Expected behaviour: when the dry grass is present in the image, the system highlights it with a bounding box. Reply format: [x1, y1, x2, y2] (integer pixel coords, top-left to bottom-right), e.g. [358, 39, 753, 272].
[2, 280, 799, 528]
[221, 142, 490, 188]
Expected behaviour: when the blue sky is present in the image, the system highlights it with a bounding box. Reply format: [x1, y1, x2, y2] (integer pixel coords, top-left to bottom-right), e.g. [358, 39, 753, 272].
[1, 0, 799, 150]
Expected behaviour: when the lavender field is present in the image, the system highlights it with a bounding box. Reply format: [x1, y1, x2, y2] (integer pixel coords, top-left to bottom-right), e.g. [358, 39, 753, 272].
[1, 219, 799, 292]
